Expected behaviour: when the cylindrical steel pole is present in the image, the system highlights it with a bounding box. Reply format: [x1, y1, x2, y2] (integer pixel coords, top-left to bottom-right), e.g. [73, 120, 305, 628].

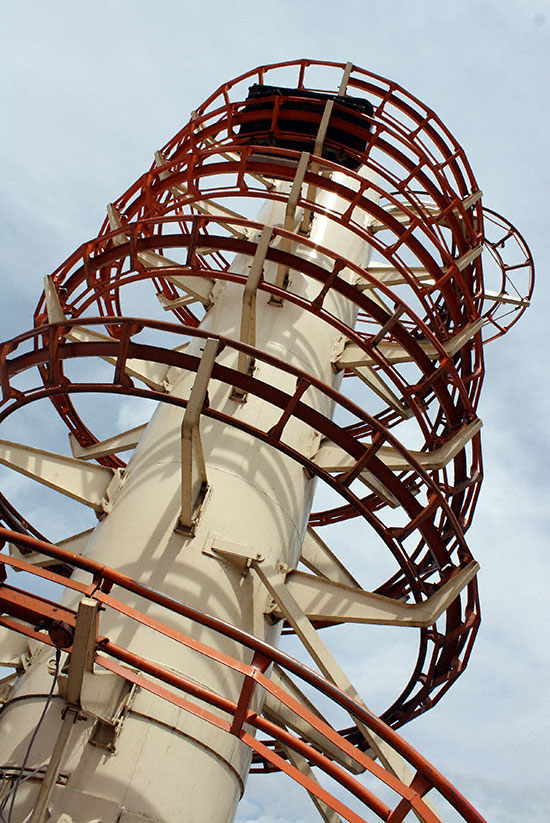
[0, 182, 375, 821]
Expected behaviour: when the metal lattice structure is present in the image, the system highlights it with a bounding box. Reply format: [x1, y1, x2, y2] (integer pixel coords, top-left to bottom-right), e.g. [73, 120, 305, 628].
[0, 60, 533, 823]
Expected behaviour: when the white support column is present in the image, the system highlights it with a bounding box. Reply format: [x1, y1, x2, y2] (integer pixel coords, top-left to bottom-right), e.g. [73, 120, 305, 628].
[0, 168, 378, 823]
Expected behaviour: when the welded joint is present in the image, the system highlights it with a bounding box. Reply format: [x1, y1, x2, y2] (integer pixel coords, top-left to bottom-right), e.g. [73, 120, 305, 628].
[56, 601, 135, 757]
[85, 676, 136, 753]
[178, 338, 219, 533]
[204, 532, 264, 575]
[100, 468, 126, 515]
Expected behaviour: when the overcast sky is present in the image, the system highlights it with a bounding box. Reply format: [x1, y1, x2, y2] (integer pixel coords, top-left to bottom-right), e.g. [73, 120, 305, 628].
[1, 2, 549, 822]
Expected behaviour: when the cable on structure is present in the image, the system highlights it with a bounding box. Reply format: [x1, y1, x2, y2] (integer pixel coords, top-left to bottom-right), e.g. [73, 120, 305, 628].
[1, 650, 60, 823]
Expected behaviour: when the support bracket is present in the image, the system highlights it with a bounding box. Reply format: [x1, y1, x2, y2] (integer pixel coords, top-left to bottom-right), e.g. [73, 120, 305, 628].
[250, 558, 442, 816]
[300, 101, 335, 233]
[178, 339, 219, 532]
[232, 226, 273, 399]
[271, 152, 310, 303]
[0, 439, 117, 513]
[267, 562, 479, 627]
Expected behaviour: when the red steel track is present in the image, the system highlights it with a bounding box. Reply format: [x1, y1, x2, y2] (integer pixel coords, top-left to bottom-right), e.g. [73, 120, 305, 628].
[0, 60, 533, 821]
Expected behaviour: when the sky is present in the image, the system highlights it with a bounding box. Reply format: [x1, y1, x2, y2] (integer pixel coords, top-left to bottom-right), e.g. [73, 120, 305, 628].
[1, 2, 549, 821]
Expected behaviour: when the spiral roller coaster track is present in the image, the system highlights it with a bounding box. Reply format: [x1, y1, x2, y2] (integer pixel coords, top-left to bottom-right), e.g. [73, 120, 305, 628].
[0, 60, 533, 823]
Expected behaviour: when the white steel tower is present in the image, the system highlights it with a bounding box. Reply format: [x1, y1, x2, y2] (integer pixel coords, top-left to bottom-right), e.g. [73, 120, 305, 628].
[0, 60, 533, 823]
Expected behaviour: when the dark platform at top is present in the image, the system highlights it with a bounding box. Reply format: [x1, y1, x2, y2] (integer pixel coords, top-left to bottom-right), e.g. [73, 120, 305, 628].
[237, 84, 374, 170]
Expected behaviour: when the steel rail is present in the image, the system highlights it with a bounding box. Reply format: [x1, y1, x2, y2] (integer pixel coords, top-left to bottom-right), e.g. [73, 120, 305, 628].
[0, 528, 485, 822]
